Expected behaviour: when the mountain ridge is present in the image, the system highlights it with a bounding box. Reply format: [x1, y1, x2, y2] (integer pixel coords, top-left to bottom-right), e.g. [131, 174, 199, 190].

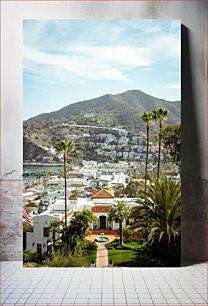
[25, 89, 180, 126]
[23, 89, 181, 162]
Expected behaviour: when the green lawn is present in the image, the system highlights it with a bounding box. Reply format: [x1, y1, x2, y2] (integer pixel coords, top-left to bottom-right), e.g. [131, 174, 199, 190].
[108, 249, 138, 267]
[83, 249, 97, 266]
[106, 239, 166, 267]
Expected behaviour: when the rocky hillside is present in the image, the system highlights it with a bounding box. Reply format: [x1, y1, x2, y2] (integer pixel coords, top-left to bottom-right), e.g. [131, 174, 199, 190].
[23, 90, 180, 162]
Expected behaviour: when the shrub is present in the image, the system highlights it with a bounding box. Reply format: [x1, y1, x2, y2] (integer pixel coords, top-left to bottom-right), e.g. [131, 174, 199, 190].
[26, 202, 37, 207]
[117, 227, 136, 239]
[107, 239, 146, 252]
[47, 250, 85, 267]
[83, 240, 97, 250]
[117, 241, 145, 251]
[23, 249, 38, 263]
[106, 239, 120, 249]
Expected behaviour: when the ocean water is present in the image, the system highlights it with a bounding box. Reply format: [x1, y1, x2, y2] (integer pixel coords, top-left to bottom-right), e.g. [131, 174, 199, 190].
[23, 164, 62, 174]
[23, 164, 62, 186]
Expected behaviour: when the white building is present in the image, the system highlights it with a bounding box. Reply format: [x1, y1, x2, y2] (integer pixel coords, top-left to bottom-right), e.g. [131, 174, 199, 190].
[129, 152, 135, 160]
[91, 189, 118, 230]
[111, 173, 127, 187]
[117, 152, 123, 158]
[84, 112, 94, 118]
[23, 189, 40, 203]
[118, 136, 129, 145]
[123, 152, 129, 159]
[26, 189, 139, 254]
[47, 177, 87, 187]
[90, 190, 138, 231]
[26, 209, 74, 255]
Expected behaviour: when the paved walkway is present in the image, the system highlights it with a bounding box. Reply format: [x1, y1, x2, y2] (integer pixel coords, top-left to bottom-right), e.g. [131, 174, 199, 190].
[0, 261, 207, 305]
[96, 242, 108, 268]
[86, 233, 118, 268]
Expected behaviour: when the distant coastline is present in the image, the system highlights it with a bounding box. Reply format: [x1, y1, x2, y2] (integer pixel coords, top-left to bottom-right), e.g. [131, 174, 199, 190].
[23, 163, 63, 166]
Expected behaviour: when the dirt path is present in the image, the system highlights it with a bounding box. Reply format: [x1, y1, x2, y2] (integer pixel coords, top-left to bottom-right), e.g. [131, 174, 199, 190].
[96, 242, 108, 267]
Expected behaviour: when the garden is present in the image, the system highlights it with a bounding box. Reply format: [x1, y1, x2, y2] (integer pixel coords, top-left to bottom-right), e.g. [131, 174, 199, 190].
[23, 209, 98, 267]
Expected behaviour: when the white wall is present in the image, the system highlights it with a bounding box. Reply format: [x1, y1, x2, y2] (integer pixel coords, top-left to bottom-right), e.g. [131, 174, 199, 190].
[93, 199, 114, 205]
[26, 214, 59, 254]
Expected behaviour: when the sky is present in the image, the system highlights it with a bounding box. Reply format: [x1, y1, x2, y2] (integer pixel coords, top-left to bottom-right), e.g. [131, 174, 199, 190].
[23, 19, 181, 120]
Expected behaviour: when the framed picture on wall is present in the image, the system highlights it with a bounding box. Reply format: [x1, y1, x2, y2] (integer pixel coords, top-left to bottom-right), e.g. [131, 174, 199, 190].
[23, 19, 181, 268]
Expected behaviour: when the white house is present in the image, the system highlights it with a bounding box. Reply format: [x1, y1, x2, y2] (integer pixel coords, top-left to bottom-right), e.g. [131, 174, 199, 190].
[23, 188, 40, 203]
[25, 187, 142, 255]
[26, 214, 60, 255]
[111, 173, 127, 187]
[91, 189, 117, 230]
[26, 208, 74, 255]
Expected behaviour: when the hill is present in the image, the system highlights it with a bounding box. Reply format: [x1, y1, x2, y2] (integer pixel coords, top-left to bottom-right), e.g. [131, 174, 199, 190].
[25, 89, 180, 128]
[23, 90, 180, 162]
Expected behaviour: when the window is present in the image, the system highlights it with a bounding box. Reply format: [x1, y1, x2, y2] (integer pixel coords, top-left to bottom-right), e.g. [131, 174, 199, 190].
[43, 227, 50, 237]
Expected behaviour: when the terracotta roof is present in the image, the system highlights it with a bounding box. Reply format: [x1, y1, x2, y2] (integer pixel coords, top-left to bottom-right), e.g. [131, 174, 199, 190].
[91, 189, 114, 199]
[91, 189, 99, 196]
[61, 210, 74, 221]
[23, 189, 36, 193]
[69, 196, 77, 200]
[91, 206, 111, 213]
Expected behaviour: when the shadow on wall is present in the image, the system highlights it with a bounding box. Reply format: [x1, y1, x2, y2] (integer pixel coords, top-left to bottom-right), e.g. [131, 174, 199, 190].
[181, 25, 207, 265]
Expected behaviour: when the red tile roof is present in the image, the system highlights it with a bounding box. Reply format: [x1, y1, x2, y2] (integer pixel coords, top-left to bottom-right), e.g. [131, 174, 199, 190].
[91, 189, 114, 199]
[91, 206, 111, 212]
[61, 210, 74, 221]
[69, 196, 77, 200]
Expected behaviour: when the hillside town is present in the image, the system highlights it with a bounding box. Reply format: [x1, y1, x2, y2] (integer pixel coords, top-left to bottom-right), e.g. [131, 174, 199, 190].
[24, 125, 166, 163]
[23, 118, 180, 261]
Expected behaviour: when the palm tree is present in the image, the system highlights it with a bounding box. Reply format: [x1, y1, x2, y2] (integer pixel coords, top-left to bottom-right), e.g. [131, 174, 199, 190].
[62, 208, 96, 253]
[131, 176, 181, 262]
[108, 201, 130, 245]
[49, 220, 63, 247]
[55, 140, 75, 226]
[152, 108, 168, 178]
[141, 112, 154, 193]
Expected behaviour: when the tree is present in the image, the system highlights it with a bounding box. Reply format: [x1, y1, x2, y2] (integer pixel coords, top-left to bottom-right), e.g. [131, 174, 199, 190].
[23, 221, 33, 233]
[55, 140, 75, 226]
[125, 179, 144, 198]
[108, 201, 130, 245]
[117, 226, 136, 240]
[141, 112, 154, 193]
[131, 176, 181, 263]
[113, 185, 125, 197]
[49, 220, 64, 247]
[62, 209, 95, 253]
[152, 108, 168, 178]
[161, 125, 181, 168]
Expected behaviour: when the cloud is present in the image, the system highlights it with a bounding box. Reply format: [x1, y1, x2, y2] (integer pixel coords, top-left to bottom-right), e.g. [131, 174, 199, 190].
[23, 19, 181, 101]
[143, 24, 162, 33]
[154, 83, 181, 90]
[100, 68, 125, 80]
[67, 45, 152, 67]
[153, 33, 180, 59]
[24, 44, 153, 82]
